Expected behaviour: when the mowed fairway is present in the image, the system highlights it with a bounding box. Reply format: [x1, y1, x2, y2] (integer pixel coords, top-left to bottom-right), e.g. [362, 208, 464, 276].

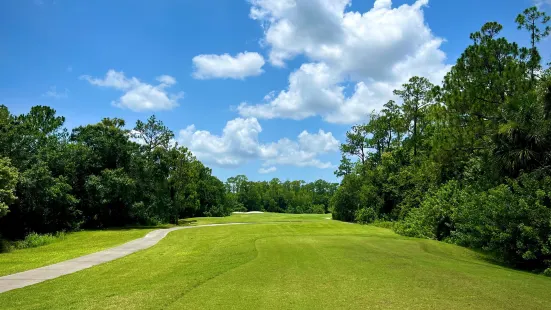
[1, 214, 550, 309]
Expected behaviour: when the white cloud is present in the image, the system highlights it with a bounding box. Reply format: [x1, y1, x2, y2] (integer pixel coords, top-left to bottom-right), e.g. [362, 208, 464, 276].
[298, 129, 340, 153]
[81, 70, 183, 111]
[241, 0, 451, 124]
[156, 75, 176, 85]
[259, 166, 277, 174]
[534, 0, 551, 8]
[192, 52, 266, 79]
[177, 117, 338, 169]
[42, 86, 68, 99]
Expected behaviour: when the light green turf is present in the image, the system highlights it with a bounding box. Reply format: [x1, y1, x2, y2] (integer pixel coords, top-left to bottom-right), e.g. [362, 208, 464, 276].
[1, 214, 551, 309]
[0, 228, 155, 276]
[183, 212, 331, 225]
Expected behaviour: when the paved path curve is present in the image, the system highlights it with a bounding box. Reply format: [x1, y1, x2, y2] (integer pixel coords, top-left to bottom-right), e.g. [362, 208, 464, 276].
[0, 223, 249, 294]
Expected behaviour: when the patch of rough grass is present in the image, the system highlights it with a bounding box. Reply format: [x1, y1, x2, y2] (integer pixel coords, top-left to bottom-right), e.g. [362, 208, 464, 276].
[1, 214, 550, 309]
[13, 232, 66, 250]
[1, 232, 66, 254]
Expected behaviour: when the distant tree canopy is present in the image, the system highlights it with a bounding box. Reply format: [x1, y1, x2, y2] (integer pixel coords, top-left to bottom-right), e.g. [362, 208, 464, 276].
[332, 6, 551, 274]
[225, 175, 337, 214]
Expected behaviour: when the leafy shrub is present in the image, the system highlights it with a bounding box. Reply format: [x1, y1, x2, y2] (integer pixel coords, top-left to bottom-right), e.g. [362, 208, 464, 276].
[544, 268, 551, 277]
[395, 181, 465, 240]
[396, 172, 551, 271]
[232, 204, 247, 212]
[451, 172, 551, 271]
[204, 205, 230, 217]
[355, 208, 377, 224]
[130, 201, 161, 226]
[310, 204, 326, 214]
[13, 232, 66, 249]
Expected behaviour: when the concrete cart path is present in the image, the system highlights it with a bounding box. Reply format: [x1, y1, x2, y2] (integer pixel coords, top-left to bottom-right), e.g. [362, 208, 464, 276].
[0, 223, 249, 294]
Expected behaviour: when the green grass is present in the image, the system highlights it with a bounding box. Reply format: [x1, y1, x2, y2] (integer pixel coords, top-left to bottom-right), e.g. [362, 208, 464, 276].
[182, 212, 331, 225]
[1, 213, 551, 309]
[0, 228, 156, 277]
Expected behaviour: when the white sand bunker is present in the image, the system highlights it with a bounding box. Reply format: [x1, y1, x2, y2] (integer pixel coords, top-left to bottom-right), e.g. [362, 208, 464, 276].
[232, 211, 264, 214]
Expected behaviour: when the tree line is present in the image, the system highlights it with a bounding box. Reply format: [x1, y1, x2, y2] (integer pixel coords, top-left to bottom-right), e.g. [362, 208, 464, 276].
[0, 109, 230, 239]
[0, 106, 336, 241]
[332, 7, 551, 275]
[225, 175, 338, 214]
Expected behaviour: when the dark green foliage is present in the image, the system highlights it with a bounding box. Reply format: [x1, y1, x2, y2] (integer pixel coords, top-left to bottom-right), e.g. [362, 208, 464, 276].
[0, 157, 18, 219]
[225, 175, 337, 214]
[396, 181, 465, 240]
[452, 173, 551, 270]
[333, 7, 551, 274]
[354, 207, 377, 224]
[0, 106, 231, 240]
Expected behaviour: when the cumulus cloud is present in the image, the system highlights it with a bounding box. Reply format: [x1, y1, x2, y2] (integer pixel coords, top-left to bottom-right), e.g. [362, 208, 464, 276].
[259, 166, 277, 174]
[81, 70, 183, 112]
[240, 0, 451, 124]
[177, 117, 339, 168]
[42, 86, 69, 99]
[238, 62, 398, 124]
[192, 52, 266, 79]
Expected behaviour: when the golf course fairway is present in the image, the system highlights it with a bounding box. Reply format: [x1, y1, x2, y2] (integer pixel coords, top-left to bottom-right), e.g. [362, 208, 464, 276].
[0, 213, 550, 309]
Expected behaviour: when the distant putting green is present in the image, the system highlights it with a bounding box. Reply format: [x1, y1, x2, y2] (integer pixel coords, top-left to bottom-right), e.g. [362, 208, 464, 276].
[1, 213, 550, 309]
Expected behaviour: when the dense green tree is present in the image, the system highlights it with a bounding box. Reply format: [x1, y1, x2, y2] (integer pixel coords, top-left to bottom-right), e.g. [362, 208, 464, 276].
[0, 157, 18, 219]
[393, 76, 435, 157]
[333, 7, 551, 274]
[133, 115, 174, 152]
[340, 125, 369, 165]
[0, 106, 232, 239]
[516, 6, 550, 81]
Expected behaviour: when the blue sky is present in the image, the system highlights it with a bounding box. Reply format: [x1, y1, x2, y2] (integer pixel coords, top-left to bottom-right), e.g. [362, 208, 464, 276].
[0, 0, 547, 183]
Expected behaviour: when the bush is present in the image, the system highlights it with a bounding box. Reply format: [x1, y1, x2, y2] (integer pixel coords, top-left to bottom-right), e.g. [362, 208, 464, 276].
[355, 208, 377, 224]
[13, 232, 66, 249]
[130, 201, 161, 226]
[310, 204, 326, 214]
[451, 173, 551, 270]
[203, 205, 230, 217]
[396, 172, 551, 271]
[0, 238, 12, 253]
[544, 268, 551, 277]
[232, 203, 247, 212]
[395, 181, 465, 240]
